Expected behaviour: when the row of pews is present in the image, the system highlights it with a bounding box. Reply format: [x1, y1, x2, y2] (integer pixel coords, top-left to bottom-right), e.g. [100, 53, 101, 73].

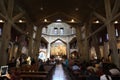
[0, 63, 56, 80]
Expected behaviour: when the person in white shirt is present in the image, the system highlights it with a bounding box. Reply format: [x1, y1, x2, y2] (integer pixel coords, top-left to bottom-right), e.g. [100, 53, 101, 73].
[109, 68, 120, 76]
[100, 70, 112, 80]
[72, 63, 80, 71]
[100, 74, 112, 80]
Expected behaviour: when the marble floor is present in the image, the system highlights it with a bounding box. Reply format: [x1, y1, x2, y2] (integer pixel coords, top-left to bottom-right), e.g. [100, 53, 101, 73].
[51, 64, 72, 80]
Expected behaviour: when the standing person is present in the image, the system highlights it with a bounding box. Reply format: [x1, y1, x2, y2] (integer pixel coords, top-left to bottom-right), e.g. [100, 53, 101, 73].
[100, 70, 112, 80]
[16, 57, 20, 68]
[64, 57, 69, 68]
[46, 58, 50, 65]
[72, 63, 80, 71]
[38, 63, 45, 71]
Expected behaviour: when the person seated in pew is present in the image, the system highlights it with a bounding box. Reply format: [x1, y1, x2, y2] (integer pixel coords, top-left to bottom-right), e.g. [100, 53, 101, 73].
[0, 70, 19, 80]
[109, 68, 120, 76]
[100, 69, 112, 80]
[107, 63, 120, 76]
[86, 68, 99, 80]
[38, 62, 45, 71]
[72, 63, 80, 71]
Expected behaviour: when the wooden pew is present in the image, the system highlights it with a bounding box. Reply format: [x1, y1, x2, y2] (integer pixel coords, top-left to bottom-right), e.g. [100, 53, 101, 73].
[9, 63, 56, 80]
[20, 74, 47, 80]
[19, 64, 55, 80]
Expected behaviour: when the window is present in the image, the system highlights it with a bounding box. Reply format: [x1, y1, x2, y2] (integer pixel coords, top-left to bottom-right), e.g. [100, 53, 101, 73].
[54, 28, 58, 35]
[115, 29, 118, 37]
[106, 34, 109, 40]
[99, 37, 102, 43]
[60, 28, 64, 35]
[0, 28, 2, 36]
[33, 26, 37, 31]
[33, 32, 36, 39]
[82, 32, 85, 39]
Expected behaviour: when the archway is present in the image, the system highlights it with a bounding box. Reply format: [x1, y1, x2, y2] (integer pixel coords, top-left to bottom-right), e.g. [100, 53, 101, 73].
[50, 39, 67, 60]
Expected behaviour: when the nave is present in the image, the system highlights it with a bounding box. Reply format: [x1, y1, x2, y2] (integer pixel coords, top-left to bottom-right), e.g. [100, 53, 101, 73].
[0, 0, 120, 80]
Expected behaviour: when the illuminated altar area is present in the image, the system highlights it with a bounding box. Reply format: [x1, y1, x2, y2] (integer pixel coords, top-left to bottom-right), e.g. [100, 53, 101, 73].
[50, 40, 66, 56]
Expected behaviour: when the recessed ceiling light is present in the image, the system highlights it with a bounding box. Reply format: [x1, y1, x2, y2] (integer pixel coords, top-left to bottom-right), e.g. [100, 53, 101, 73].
[93, 20, 100, 23]
[0, 20, 4, 23]
[114, 21, 118, 24]
[75, 8, 79, 11]
[56, 19, 62, 22]
[96, 20, 100, 23]
[44, 19, 47, 22]
[19, 20, 23, 23]
[71, 19, 75, 22]
[40, 7, 43, 10]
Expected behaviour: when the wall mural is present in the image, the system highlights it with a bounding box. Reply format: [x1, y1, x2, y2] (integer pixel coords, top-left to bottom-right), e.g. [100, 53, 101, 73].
[50, 40, 66, 56]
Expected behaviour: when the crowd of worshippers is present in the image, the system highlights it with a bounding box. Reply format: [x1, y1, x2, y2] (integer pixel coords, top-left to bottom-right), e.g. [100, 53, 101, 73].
[63, 58, 120, 80]
[8, 55, 35, 68]
[7, 54, 58, 68]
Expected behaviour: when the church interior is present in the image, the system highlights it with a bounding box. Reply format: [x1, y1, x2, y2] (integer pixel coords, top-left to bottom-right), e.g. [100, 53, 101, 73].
[0, 0, 120, 80]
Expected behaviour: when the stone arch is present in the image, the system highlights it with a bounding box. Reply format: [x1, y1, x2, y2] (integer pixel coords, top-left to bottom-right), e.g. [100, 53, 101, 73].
[69, 37, 77, 43]
[51, 38, 67, 45]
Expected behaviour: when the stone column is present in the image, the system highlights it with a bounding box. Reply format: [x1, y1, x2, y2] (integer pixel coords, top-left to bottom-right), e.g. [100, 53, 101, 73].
[83, 38, 90, 62]
[9, 42, 14, 61]
[103, 42, 109, 62]
[92, 35, 101, 59]
[33, 26, 42, 60]
[104, 0, 119, 68]
[0, 22, 12, 66]
[26, 23, 34, 57]
[0, 0, 14, 66]
[66, 42, 70, 59]
[75, 24, 84, 60]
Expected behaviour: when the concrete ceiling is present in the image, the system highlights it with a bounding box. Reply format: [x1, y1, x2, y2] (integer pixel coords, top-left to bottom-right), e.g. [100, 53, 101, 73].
[16, 0, 115, 24]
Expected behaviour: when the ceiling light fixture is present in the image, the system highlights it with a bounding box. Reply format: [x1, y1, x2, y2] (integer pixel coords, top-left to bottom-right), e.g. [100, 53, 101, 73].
[0, 20, 4, 23]
[96, 20, 99, 23]
[94, 20, 100, 23]
[71, 19, 75, 22]
[56, 19, 62, 22]
[114, 21, 118, 24]
[75, 8, 79, 11]
[40, 7, 43, 11]
[44, 19, 48, 22]
[19, 20, 23, 23]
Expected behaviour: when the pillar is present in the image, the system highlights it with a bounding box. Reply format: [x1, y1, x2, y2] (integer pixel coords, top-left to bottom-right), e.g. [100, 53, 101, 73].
[103, 42, 109, 62]
[75, 24, 84, 60]
[33, 26, 42, 60]
[0, 0, 14, 66]
[92, 35, 101, 59]
[66, 42, 70, 59]
[0, 22, 12, 66]
[83, 38, 90, 61]
[26, 22, 34, 57]
[104, 0, 119, 68]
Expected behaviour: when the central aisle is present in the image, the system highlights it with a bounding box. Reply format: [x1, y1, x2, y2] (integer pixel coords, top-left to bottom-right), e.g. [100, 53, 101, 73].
[51, 64, 72, 80]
